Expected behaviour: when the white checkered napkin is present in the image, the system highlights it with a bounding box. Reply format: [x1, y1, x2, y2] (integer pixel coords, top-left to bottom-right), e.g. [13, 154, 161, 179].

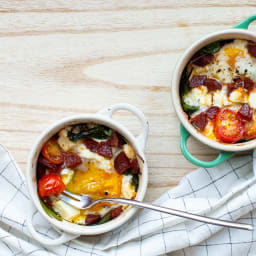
[1, 144, 256, 256]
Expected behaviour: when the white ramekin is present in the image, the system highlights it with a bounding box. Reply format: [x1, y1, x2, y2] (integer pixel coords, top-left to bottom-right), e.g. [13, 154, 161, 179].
[171, 15, 256, 168]
[26, 103, 149, 245]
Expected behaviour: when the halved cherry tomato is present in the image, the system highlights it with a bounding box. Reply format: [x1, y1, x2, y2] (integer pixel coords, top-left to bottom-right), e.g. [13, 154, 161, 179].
[214, 109, 244, 143]
[38, 173, 65, 197]
[42, 138, 64, 165]
[244, 111, 256, 140]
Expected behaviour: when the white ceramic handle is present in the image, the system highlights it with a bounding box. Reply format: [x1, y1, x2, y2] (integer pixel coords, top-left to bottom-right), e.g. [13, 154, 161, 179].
[98, 103, 149, 152]
[27, 202, 79, 246]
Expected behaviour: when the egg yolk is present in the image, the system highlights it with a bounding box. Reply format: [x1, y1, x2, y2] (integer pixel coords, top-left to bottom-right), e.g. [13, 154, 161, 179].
[224, 47, 244, 70]
[66, 161, 123, 212]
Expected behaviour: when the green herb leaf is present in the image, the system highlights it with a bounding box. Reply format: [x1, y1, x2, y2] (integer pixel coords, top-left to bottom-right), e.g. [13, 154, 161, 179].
[131, 174, 139, 192]
[180, 69, 190, 95]
[40, 199, 62, 221]
[67, 125, 112, 142]
[90, 126, 112, 140]
[199, 41, 222, 55]
[182, 102, 200, 112]
[97, 213, 111, 224]
[123, 169, 132, 176]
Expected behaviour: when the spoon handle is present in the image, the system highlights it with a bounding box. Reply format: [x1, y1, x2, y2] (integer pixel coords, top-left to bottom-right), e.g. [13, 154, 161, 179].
[99, 198, 253, 231]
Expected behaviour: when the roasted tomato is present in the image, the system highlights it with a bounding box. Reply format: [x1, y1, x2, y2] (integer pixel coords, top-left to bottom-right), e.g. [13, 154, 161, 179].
[42, 138, 64, 165]
[214, 109, 244, 143]
[38, 173, 65, 197]
[244, 111, 256, 139]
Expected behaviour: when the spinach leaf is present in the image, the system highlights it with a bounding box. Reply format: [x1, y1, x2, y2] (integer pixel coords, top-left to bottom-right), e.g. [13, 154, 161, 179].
[180, 69, 190, 96]
[67, 125, 112, 142]
[91, 126, 112, 140]
[182, 102, 200, 112]
[199, 41, 222, 55]
[97, 213, 111, 224]
[131, 174, 139, 192]
[40, 199, 62, 221]
[122, 170, 139, 192]
[198, 39, 234, 55]
[123, 169, 133, 176]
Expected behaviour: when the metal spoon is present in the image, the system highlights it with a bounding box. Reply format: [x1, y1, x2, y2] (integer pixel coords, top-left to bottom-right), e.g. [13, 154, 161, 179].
[59, 190, 253, 231]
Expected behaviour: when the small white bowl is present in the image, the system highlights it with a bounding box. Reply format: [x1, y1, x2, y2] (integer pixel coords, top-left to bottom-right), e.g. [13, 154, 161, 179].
[171, 15, 256, 167]
[26, 103, 149, 245]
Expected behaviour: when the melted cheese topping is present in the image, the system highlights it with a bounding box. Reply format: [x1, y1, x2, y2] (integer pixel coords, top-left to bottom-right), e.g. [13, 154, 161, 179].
[183, 39, 256, 142]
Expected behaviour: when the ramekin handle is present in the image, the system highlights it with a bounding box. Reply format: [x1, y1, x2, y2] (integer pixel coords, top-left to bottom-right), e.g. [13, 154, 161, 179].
[234, 15, 256, 29]
[97, 103, 149, 152]
[27, 202, 79, 246]
[180, 124, 234, 168]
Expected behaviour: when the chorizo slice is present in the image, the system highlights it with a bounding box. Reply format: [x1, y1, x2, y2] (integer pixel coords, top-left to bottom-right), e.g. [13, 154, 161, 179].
[114, 152, 131, 173]
[244, 77, 254, 90]
[191, 112, 208, 131]
[204, 78, 222, 91]
[247, 41, 256, 58]
[110, 206, 123, 219]
[98, 141, 113, 159]
[108, 132, 124, 148]
[38, 155, 60, 172]
[238, 103, 253, 120]
[189, 75, 207, 88]
[65, 152, 82, 168]
[191, 53, 214, 67]
[206, 106, 220, 120]
[130, 158, 140, 174]
[84, 139, 99, 153]
[85, 214, 101, 225]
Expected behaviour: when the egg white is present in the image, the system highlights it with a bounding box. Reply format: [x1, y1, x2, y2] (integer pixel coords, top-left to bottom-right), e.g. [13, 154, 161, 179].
[121, 175, 135, 199]
[52, 199, 80, 222]
[74, 144, 113, 171]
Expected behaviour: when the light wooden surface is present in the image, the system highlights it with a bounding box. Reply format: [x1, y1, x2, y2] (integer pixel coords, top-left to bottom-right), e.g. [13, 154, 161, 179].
[0, 1, 255, 202]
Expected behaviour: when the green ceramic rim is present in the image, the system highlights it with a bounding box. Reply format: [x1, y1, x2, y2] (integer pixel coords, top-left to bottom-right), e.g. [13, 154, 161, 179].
[180, 15, 256, 167]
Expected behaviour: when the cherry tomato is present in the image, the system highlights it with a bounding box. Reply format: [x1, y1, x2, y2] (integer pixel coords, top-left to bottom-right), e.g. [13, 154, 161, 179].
[38, 173, 65, 197]
[214, 109, 244, 143]
[42, 138, 64, 165]
[244, 111, 256, 140]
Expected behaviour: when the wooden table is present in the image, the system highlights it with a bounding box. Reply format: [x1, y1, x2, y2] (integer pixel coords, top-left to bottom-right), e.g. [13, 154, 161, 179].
[1, 1, 255, 202]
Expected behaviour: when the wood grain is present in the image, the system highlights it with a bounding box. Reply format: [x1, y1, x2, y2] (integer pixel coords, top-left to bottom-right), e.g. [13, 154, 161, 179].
[0, 1, 254, 206]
